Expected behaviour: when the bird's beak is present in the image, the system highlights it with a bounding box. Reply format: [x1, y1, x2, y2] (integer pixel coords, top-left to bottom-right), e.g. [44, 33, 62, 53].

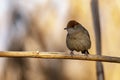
[64, 28, 67, 30]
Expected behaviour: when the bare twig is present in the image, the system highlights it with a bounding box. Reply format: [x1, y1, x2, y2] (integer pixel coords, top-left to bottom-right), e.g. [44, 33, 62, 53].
[91, 0, 104, 80]
[0, 51, 120, 63]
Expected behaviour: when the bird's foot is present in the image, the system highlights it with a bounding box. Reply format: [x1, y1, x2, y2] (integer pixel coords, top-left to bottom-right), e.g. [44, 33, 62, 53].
[82, 50, 89, 56]
[70, 51, 74, 56]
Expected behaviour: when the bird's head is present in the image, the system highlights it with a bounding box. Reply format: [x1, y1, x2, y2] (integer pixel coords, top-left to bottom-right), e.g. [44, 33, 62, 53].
[64, 20, 81, 34]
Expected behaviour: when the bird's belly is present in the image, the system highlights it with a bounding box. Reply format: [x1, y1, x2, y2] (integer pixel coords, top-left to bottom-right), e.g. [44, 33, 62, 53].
[66, 38, 90, 52]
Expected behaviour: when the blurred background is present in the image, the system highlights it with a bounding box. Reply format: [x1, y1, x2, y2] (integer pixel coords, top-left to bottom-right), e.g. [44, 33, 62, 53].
[0, 0, 120, 80]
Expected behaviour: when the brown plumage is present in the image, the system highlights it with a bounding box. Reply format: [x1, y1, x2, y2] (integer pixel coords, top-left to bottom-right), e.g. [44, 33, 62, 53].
[64, 20, 91, 55]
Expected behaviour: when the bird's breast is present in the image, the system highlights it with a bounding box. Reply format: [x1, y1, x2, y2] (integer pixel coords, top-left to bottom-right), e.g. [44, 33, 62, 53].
[66, 33, 91, 51]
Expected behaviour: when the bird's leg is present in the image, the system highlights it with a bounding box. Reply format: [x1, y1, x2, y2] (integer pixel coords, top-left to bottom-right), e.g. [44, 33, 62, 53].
[85, 50, 89, 54]
[82, 50, 89, 55]
[70, 51, 74, 56]
[85, 50, 89, 56]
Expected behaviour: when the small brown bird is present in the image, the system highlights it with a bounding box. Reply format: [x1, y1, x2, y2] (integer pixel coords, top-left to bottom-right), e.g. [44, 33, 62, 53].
[64, 20, 91, 55]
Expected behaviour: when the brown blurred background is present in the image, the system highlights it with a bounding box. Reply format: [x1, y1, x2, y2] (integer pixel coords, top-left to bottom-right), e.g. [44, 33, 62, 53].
[0, 0, 120, 80]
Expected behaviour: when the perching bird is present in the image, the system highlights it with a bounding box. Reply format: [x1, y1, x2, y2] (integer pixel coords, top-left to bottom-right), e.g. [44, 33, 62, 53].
[64, 20, 91, 55]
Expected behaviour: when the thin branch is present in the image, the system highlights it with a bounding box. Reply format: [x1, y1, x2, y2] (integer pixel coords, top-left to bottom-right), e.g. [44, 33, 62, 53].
[0, 51, 120, 63]
[91, 0, 104, 80]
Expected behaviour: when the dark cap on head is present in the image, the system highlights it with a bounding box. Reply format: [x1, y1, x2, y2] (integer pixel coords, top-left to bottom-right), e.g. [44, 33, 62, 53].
[64, 20, 80, 30]
[67, 20, 79, 28]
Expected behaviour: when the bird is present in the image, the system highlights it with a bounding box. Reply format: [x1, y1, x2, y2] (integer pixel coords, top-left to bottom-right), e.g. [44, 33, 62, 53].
[64, 20, 91, 55]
